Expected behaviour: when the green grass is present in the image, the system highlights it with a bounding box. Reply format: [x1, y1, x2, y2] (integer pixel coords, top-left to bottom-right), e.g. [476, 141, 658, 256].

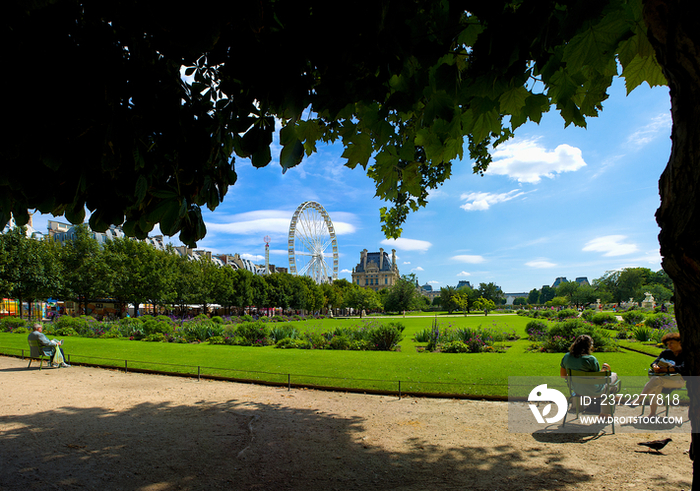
[1, 315, 661, 398]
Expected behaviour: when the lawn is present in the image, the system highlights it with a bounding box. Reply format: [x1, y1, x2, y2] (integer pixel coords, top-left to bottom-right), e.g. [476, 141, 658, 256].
[0, 314, 661, 398]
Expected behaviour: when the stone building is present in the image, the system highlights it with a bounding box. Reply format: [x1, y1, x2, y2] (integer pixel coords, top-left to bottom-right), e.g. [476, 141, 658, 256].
[351, 248, 399, 291]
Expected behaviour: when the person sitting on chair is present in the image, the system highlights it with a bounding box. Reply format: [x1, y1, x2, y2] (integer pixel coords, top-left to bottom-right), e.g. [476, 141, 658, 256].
[639, 332, 685, 417]
[560, 334, 617, 417]
[27, 323, 70, 367]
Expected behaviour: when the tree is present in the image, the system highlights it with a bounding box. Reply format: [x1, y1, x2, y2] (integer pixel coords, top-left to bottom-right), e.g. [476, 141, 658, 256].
[104, 237, 162, 316]
[384, 274, 421, 313]
[473, 297, 496, 316]
[539, 286, 557, 305]
[344, 286, 382, 313]
[7, 2, 700, 483]
[61, 225, 113, 315]
[477, 282, 505, 305]
[0, 228, 61, 319]
[513, 297, 528, 306]
[439, 286, 459, 314]
[570, 284, 598, 309]
[527, 289, 540, 305]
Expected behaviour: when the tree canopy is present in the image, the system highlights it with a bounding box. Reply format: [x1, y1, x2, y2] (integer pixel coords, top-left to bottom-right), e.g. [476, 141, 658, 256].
[4, 0, 662, 246]
[6, 1, 700, 484]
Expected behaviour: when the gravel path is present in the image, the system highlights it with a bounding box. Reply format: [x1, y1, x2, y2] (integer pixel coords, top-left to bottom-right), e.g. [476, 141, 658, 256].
[0, 356, 693, 490]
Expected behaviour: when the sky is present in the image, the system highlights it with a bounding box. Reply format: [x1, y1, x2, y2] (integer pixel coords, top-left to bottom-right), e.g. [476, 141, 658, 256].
[31, 77, 672, 294]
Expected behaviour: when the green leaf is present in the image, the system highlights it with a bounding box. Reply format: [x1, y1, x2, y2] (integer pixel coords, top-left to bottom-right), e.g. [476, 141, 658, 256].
[563, 11, 630, 72]
[341, 133, 372, 169]
[159, 199, 184, 236]
[499, 86, 529, 115]
[280, 139, 304, 172]
[135, 175, 148, 203]
[622, 53, 667, 93]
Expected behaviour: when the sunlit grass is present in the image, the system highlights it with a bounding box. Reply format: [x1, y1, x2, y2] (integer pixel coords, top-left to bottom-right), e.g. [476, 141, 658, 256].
[0, 315, 659, 397]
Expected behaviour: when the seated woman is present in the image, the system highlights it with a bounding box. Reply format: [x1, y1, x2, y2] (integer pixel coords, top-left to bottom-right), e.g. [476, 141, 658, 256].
[639, 332, 686, 417]
[560, 334, 618, 417]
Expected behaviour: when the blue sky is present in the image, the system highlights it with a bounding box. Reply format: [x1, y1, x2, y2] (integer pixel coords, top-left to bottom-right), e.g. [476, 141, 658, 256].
[32, 77, 671, 294]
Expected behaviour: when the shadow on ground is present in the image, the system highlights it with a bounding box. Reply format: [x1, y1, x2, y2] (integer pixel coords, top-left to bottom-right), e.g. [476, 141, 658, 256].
[0, 398, 594, 491]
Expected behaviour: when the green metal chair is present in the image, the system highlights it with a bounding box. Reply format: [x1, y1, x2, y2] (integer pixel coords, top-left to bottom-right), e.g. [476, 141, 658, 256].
[564, 369, 621, 434]
[27, 339, 54, 369]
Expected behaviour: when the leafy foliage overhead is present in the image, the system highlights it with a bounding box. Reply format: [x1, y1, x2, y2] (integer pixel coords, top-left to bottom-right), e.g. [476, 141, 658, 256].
[3, 0, 663, 245]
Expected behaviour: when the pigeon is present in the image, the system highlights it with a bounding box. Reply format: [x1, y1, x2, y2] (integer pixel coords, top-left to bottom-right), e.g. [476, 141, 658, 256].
[638, 438, 673, 453]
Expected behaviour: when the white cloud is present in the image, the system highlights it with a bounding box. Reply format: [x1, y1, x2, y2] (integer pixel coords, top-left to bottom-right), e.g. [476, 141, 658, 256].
[412, 266, 424, 272]
[403, 261, 411, 265]
[206, 209, 356, 236]
[457, 271, 472, 277]
[525, 259, 557, 268]
[340, 269, 352, 273]
[381, 238, 432, 252]
[626, 113, 672, 147]
[582, 235, 639, 257]
[460, 190, 525, 211]
[487, 138, 586, 183]
[451, 255, 486, 264]
[428, 280, 440, 284]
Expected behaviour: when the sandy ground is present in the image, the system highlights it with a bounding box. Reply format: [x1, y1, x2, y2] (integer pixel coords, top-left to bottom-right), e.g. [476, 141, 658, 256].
[0, 355, 693, 491]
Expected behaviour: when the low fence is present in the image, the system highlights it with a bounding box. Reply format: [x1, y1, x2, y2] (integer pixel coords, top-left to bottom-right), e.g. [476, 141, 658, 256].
[1, 346, 508, 401]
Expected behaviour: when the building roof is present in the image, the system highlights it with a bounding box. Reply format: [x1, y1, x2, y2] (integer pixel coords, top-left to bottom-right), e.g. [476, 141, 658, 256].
[354, 251, 394, 273]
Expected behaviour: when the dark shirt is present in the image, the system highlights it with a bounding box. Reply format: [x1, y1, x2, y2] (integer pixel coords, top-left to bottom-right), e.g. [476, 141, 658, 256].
[653, 349, 686, 376]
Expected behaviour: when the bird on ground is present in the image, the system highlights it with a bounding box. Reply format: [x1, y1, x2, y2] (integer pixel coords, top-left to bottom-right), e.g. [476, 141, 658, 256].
[638, 438, 673, 453]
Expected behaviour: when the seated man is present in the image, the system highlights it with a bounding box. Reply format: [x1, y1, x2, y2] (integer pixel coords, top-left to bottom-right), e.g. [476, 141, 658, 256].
[27, 323, 70, 367]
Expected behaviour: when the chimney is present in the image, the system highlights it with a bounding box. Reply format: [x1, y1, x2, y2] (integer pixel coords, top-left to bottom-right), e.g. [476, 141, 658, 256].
[379, 248, 384, 269]
[362, 249, 367, 270]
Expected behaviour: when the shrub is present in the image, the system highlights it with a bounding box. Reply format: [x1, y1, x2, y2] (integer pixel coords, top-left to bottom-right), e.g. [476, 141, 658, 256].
[329, 335, 351, 350]
[211, 316, 223, 324]
[368, 322, 404, 351]
[54, 316, 92, 336]
[580, 310, 595, 321]
[645, 313, 676, 331]
[413, 328, 432, 342]
[270, 325, 299, 343]
[208, 335, 226, 345]
[590, 312, 618, 326]
[303, 331, 328, 349]
[53, 327, 79, 337]
[526, 320, 549, 340]
[12, 326, 30, 334]
[539, 310, 555, 319]
[541, 335, 574, 353]
[543, 318, 617, 352]
[622, 311, 645, 325]
[556, 309, 578, 320]
[142, 319, 174, 336]
[143, 332, 166, 342]
[441, 340, 470, 353]
[101, 327, 123, 338]
[275, 338, 311, 349]
[236, 321, 270, 343]
[1, 317, 28, 332]
[631, 324, 653, 342]
[181, 320, 220, 342]
[156, 315, 175, 325]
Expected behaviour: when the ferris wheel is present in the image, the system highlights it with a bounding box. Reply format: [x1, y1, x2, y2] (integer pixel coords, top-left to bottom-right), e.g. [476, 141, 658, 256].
[288, 201, 338, 284]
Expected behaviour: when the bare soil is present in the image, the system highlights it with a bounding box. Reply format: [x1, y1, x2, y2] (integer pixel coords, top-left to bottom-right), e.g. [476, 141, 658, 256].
[0, 355, 693, 491]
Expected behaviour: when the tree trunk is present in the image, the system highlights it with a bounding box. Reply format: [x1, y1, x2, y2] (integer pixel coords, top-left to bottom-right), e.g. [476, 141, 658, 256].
[644, 1, 700, 488]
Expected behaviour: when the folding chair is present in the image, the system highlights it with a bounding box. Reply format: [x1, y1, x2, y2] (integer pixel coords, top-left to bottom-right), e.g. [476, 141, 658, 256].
[27, 339, 54, 369]
[639, 372, 686, 418]
[563, 369, 620, 434]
